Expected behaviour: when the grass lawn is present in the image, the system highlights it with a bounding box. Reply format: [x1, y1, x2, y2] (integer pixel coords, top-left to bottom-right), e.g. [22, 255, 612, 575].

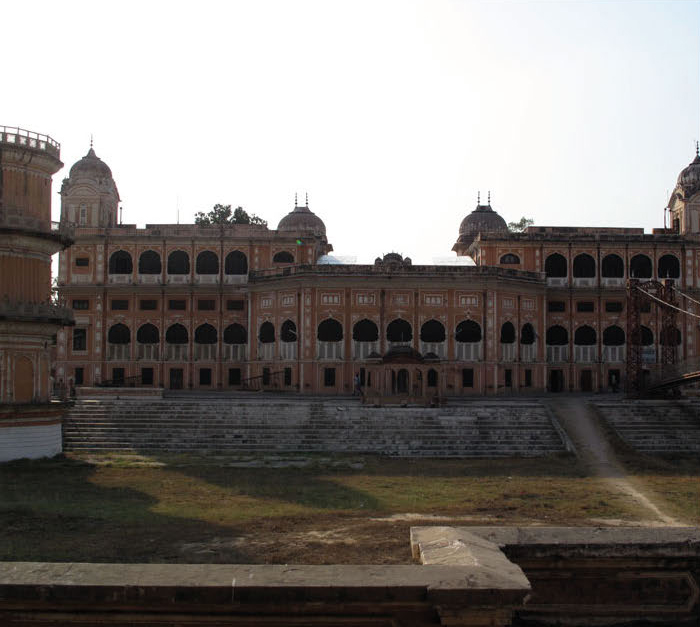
[0, 452, 668, 564]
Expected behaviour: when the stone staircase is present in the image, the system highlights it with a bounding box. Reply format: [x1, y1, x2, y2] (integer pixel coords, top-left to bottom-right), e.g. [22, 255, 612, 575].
[63, 398, 567, 457]
[594, 400, 700, 453]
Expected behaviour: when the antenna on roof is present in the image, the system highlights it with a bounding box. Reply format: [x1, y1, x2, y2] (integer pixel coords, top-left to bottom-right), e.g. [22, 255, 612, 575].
[176, 195, 180, 225]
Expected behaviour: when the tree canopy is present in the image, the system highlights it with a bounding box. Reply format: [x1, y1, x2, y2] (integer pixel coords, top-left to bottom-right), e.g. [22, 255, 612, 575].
[507, 216, 534, 233]
[194, 204, 267, 227]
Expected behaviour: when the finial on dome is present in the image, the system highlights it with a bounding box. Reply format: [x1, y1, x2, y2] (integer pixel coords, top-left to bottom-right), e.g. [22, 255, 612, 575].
[696, 140, 698, 157]
[90, 134, 93, 149]
[305, 192, 309, 207]
[477, 191, 480, 205]
[488, 190, 491, 205]
[294, 192, 298, 207]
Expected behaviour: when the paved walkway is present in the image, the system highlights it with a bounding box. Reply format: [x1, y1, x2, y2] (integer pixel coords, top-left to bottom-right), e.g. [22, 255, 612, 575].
[546, 397, 680, 526]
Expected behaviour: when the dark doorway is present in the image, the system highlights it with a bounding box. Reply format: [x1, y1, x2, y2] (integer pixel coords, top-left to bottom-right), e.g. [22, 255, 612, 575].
[580, 370, 593, 392]
[549, 369, 564, 393]
[169, 368, 183, 390]
[397, 369, 409, 394]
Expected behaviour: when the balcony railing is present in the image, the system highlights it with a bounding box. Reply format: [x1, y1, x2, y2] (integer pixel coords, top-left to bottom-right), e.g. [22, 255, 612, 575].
[547, 345, 568, 363]
[601, 277, 625, 288]
[500, 343, 516, 362]
[195, 344, 217, 361]
[71, 273, 92, 284]
[165, 345, 188, 361]
[223, 344, 247, 361]
[195, 274, 219, 284]
[602, 345, 625, 363]
[258, 343, 275, 361]
[573, 277, 596, 288]
[1, 126, 60, 158]
[317, 341, 343, 360]
[224, 274, 247, 285]
[420, 341, 446, 359]
[0, 299, 73, 323]
[455, 342, 482, 361]
[353, 341, 379, 360]
[138, 274, 161, 284]
[574, 345, 597, 363]
[280, 342, 298, 361]
[107, 344, 130, 361]
[546, 277, 568, 287]
[137, 344, 159, 361]
[108, 274, 131, 284]
[520, 344, 536, 363]
[167, 274, 190, 284]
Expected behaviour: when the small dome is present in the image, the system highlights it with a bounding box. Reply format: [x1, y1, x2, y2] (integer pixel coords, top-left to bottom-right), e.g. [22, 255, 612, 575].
[456, 201, 508, 247]
[69, 147, 113, 179]
[277, 203, 326, 236]
[677, 151, 700, 198]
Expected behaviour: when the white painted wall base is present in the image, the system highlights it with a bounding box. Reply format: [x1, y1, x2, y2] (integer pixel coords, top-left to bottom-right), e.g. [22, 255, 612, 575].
[0, 423, 62, 462]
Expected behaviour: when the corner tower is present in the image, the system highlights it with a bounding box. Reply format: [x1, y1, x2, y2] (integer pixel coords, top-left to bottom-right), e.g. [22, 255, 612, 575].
[0, 126, 74, 460]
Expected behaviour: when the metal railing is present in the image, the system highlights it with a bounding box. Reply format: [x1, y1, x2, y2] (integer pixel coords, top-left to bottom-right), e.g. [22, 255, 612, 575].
[0, 126, 60, 158]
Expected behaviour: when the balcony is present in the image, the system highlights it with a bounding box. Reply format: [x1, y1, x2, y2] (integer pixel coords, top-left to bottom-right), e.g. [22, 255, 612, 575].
[500, 343, 516, 362]
[520, 344, 537, 363]
[165, 345, 188, 361]
[280, 342, 298, 361]
[194, 344, 217, 361]
[223, 344, 247, 361]
[573, 277, 596, 288]
[574, 345, 597, 363]
[353, 341, 379, 360]
[107, 344, 130, 361]
[195, 274, 219, 285]
[1, 126, 60, 158]
[137, 344, 159, 361]
[455, 342, 482, 361]
[108, 274, 131, 284]
[317, 341, 343, 360]
[601, 277, 625, 288]
[167, 274, 190, 284]
[420, 341, 446, 359]
[602, 345, 625, 363]
[547, 345, 568, 363]
[138, 274, 161, 284]
[258, 343, 275, 361]
[224, 275, 247, 285]
[546, 277, 568, 287]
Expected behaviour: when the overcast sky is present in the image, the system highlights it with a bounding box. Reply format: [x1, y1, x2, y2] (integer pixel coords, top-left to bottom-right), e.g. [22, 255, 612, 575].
[6, 0, 700, 263]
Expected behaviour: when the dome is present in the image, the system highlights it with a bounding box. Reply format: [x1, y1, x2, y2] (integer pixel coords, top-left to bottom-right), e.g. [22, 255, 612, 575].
[456, 200, 508, 247]
[277, 203, 326, 236]
[69, 147, 113, 179]
[677, 150, 700, 198]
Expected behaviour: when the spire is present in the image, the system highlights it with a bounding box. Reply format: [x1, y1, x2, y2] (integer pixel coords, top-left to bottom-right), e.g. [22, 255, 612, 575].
[488, 190, 491, 205]
[696, 140, 699, 157]
[294, 192, 298, 207]
[90, 134, 93, 149]
[477, 191, 480, 205]
[305, 192, 309, 207]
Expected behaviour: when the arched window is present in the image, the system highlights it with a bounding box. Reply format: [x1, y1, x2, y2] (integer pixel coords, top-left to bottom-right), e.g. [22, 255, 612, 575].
[108, 250, 132, 274]
[167, 250, 190, 275]
[165, 324, 188, 344]
[603, 326, 625, 346]
[658, 254, 680, 279]
[574, 325, 596, 345]
[546, 325, 568, 345]
[138, 250, 161, 274]
[427, 369, 438, 387]
[520, 323, 535, 344]
[545, 253, 567, 278]
[225, 251, 248, 275]
[573, 253, 596, 278]
[661, 326, 682, 346]
[136, 323, 159, 344]
[318, 319, 343, 342]
[223, 323, 247, 344]
[641, 326, 653, 346]
[196, 251, 219, 274]
[601, 254, 624, 278]
[500, 253, 520, 265]
[195, 324, 217, 344]
[108, 324, 130, 344]
[353, 319, 379, 342]
[281, 320, 297, 342]
[630, 254, 652, 279]
[273, 251, 294, 263]
[455, 320, 482, 343]
[387, 319, 412, 342]
[500, 322, 516, 343]
[420, 320, 445, 343]
[259, 321, 275, 344]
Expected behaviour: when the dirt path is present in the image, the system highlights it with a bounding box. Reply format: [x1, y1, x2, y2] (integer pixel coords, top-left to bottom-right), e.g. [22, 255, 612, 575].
[546, 397, 680, 526]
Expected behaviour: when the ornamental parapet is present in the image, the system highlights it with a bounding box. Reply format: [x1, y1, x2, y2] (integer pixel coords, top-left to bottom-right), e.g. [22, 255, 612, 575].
[249, 263, 545, 283]
[0, 207, 74, 243]
[0, 299, 74, 325]
[0, 126, 60, 159]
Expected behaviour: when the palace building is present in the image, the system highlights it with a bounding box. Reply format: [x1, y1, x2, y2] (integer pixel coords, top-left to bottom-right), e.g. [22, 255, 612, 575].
[54, 141, 700, 397]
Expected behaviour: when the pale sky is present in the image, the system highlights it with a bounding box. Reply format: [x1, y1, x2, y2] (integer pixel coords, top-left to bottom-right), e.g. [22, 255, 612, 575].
[5, 0, 700, 263]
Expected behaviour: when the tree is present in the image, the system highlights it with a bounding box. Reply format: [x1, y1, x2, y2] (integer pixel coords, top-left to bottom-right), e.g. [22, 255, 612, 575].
[507, 216, 534, 233]
[194, 204, 267, 227]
